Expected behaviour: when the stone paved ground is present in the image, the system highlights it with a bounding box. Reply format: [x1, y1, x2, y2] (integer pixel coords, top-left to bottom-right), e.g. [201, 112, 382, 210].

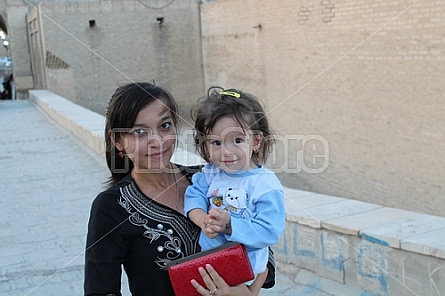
[0, 100, 311, 296]
[0, 100, 109, 296]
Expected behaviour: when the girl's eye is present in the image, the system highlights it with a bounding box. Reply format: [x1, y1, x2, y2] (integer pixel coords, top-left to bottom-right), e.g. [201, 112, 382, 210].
[160, 122, 172, 129]
[211, 140, 222, 146]
[131, 128, 148, 137]
[234, 137, 244, 144]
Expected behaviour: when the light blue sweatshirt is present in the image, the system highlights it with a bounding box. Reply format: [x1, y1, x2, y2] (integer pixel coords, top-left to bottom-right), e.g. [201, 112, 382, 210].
[184, 163, 285, 275]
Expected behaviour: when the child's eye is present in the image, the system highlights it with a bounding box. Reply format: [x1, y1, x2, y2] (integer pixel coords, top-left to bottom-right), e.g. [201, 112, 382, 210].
[233, 137, 244, 144]
[211, 140, 222, 146]
[160, 122, 172, 129]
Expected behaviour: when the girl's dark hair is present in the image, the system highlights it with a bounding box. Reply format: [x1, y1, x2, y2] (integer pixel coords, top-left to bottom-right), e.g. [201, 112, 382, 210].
[191, 86, 275, 164]
[105, 82, 179, 186]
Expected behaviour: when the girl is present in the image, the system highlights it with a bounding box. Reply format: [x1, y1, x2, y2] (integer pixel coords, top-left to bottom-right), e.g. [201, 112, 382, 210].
[84, 82, 273, 296]
[185, 87, 285, 277]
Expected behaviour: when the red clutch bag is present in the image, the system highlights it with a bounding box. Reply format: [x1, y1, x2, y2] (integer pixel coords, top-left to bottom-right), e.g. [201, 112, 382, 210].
[167, 242, 254, 296]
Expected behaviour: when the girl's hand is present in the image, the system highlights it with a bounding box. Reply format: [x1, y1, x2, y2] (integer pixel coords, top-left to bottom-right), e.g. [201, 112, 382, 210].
[191, 264, 265, 296]
[190, 209, 218, 238]
[202, 219, 219, 239]
[207, 208, 232, 235]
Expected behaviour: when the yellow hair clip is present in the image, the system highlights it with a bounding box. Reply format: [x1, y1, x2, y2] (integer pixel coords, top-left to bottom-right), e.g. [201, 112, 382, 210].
[219, 91, 241, 98]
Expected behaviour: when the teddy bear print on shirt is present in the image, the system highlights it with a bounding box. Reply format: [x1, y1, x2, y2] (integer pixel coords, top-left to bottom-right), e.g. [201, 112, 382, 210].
[210, 187, 249, 218]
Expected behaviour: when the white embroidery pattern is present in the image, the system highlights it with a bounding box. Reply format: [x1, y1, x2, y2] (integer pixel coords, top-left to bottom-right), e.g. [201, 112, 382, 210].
[118, 181, 199, 269]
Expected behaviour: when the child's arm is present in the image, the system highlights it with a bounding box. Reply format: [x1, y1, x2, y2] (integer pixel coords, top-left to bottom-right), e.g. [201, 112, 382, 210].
[206, 208, 232, 235]
[184, 171, 210, 215]
[188, 208, 218, 238]
[184, 169, 218, 238]
[188, 208, 207, 227]
[207, 190, 285, 248]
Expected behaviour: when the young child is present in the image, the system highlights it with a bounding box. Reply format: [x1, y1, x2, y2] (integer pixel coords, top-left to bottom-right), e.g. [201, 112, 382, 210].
[184, 87, 285, 276]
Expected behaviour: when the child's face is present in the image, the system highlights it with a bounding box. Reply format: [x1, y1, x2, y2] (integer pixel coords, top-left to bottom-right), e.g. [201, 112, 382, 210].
[116, 99, 177, 171]
[205, 116, 262, 173]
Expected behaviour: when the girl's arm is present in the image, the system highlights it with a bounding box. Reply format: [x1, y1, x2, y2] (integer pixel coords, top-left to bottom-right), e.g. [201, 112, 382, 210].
[189, 208, 218, 239]
[85, 194, 128, 295]
[207, 190, 285, 248]
[230, 190, 285, 248]
[185, 171, 220, 238]
[247, 268, 268, 294]
[184, 171, 210, 216]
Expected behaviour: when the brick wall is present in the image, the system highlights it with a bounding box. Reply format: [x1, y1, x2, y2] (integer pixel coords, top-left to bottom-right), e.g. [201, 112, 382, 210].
[37, 0, 204, 117]
[201, 0, 445, 216]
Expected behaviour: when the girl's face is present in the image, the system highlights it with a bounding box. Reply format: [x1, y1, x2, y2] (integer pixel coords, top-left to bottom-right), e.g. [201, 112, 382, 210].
[116, 99, 177, 171]
[205, 116, 262, 173]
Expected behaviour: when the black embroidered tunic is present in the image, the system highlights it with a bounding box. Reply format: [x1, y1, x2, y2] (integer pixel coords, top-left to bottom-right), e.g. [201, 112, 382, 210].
[84, 169, 200, 296]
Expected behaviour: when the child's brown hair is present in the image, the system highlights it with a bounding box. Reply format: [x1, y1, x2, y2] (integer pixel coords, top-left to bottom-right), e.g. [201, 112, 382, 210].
[191, 86, 275, 164]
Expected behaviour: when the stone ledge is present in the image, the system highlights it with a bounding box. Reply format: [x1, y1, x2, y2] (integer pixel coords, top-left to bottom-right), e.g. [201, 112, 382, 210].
[283, 188, 445, 260]
[29, 90, 105, 156]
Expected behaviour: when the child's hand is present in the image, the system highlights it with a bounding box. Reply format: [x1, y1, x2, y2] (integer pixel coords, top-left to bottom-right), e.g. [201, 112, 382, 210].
[202, 216, 219, 239]
[190, 209, 218, 238]
[207, 208, 232, 235]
